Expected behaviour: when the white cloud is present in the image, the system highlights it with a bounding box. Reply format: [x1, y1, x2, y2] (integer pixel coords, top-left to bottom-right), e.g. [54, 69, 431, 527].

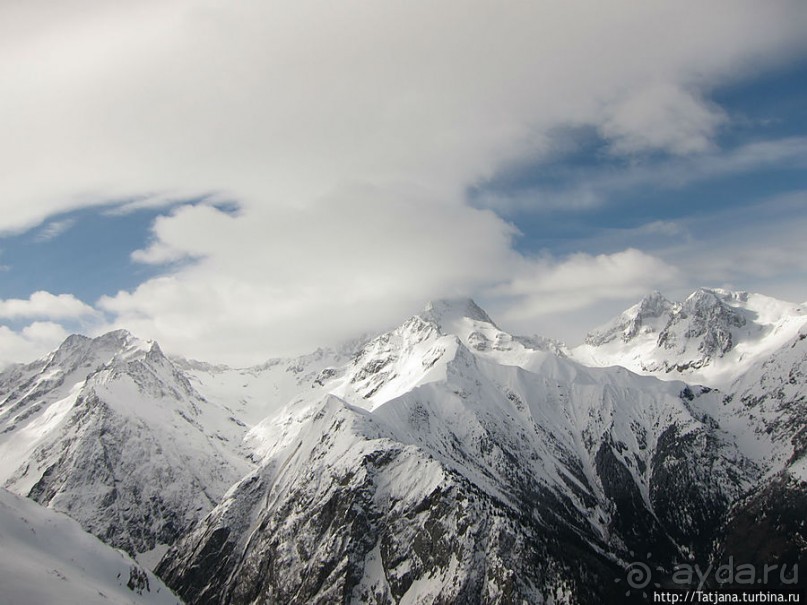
[131, 242, 193, 265]
[492, 248, 680, 320]
[99, 186, 521, 364]
[0, 322, 70, 369]
[0, 291, 98, 320]
[99, 202, 682, 360]
[600, 83, 727, 155]
[1, 1, 805, 361]
[1, 1, 805, 232]
[105, 191, 230, 216]
[466, 248, 680, 345]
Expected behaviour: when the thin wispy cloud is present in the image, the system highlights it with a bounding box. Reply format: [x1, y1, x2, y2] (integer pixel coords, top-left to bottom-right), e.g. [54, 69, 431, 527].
[653, 192, 807, 286]
[473, 136, 807, 215]
[34, 218, 76, 242]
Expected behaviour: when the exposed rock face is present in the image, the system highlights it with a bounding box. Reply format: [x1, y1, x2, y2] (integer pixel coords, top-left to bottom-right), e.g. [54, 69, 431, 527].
[705, 329, 807, 590]
[157, 396, 675, 604]
[657, 289, 747, 359]
[586, 290, 674, 347]
[713, 473, 807, 587]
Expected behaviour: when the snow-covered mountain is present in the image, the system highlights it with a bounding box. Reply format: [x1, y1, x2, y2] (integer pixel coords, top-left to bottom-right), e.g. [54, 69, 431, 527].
[0, 487, 180, 605]
[156, 299, 763, 604]
[172, 340, 361, 429]
[572, 288, 807, 387]
[0, 330, 253, 566]
[2, 294, 805, 603]
[700, 326, 807, 579]
[570, 289, 807, 589]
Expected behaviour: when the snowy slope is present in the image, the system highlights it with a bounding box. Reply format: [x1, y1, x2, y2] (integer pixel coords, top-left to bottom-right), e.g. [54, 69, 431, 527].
[703, 328, 807, 582]
[705, 327, 807, 479]
[0, 487, 181, 605]
[173, 341, 361, 429]
[0, 331, 253, 565]
[572, 288, 807, 387]
[158, 299, 758, 604]
[560, 291, 807, 590]
[2, 296, 804, 603]
[571, 288, 807, 476]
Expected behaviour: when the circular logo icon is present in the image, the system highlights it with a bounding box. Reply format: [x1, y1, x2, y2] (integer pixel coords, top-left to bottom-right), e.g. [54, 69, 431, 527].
[626, 562, 652, 590]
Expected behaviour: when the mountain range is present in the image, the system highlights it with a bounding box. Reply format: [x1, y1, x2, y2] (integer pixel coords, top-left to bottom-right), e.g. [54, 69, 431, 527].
[1, 289, 805, 603]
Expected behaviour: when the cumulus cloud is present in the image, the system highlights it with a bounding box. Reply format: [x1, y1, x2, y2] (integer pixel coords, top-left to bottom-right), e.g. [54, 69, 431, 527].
[99, 187, 522, 363]
[99, 200, 681, 361]
[493, 248, 680, 321]
[0, 291, 98, 320]
[0, 322, 70, 369]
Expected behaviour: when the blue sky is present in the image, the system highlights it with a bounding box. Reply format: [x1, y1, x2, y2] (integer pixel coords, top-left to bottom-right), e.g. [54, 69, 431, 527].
[1, 206, 164, 302]
[1, 2, 806, 365]
[0, 197, 240, 303]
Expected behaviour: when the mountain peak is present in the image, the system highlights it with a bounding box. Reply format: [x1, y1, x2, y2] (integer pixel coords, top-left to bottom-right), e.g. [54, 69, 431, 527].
[675, 288, 747, 328]
[683, 288, 753, 311]
[421, 298, 497, 328]
[659, 288, 747, 358]
[639, 289, 671, 307]
[573, 287, 807, 387]
[685, 287, 723, 306]
[584, 290, 673, 346]
[634, 290, 673, 320]
[45, 329, 154, 373]
[91, 328, 136, 347]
